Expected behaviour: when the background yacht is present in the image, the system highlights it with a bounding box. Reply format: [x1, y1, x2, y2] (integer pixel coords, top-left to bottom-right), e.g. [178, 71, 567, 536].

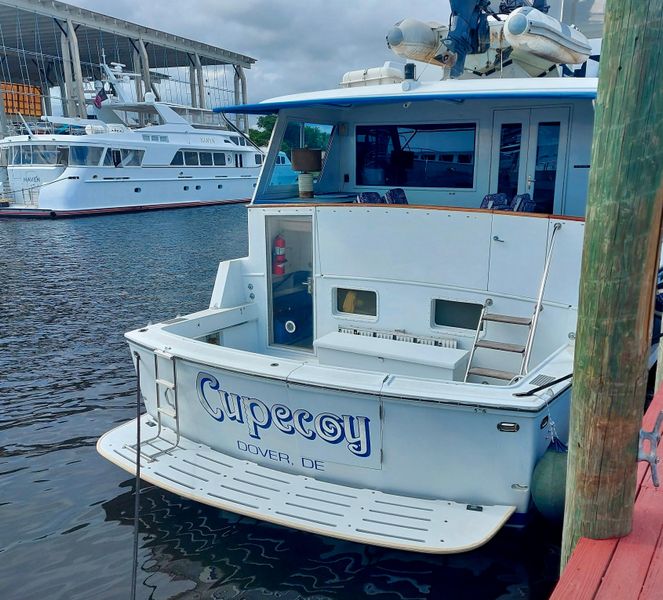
[0, 62, 262, 217]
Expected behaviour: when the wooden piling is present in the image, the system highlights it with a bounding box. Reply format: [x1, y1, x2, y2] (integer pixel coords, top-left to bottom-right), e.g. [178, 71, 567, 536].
[560, 0, 663, 570]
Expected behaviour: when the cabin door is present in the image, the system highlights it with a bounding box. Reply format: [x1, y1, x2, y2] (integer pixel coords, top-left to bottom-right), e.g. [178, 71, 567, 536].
[266, 215, 314, 351]
[490, 108, 570, 213]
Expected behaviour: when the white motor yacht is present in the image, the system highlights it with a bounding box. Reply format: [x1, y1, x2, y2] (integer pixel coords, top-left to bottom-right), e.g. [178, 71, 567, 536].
[0, 63, 264, 217]
[98, 1, 633, 554]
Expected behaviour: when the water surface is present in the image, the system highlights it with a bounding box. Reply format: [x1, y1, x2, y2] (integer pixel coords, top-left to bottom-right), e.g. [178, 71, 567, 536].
[0, 205, 561, 599]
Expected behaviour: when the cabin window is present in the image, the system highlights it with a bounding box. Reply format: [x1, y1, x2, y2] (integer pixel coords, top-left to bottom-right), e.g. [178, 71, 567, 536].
[102, 148, 144, 167]
[213, 152, 226, 166]
[336, 288, 377, 317]
[433, 299, 482, 330]
[170, 151, 184, 166]
[356, 123, 476, 188]
[532, 122, 561, 212]
[69, 146, 104, 166]
[30, 145, 58, 165]
[255, 154, 263, 165]
[199, 152, 213, 166]
[497, 123, 522, 199]
[184, 151, 199, 166]
[120, 149, 143, 167]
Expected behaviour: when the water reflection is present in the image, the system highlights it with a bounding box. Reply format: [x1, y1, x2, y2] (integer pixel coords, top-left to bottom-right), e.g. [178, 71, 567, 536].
[101, 480, 561, 599]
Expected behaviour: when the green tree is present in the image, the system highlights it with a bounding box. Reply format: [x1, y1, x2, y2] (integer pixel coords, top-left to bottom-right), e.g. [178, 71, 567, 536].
[248, 115, 277, 148]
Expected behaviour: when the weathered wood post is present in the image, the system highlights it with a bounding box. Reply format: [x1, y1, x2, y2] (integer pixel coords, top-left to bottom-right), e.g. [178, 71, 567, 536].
[560, 0, 663, 570]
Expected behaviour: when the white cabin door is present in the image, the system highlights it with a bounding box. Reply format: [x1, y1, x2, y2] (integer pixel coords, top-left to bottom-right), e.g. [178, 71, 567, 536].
[490, 107, 570, 213]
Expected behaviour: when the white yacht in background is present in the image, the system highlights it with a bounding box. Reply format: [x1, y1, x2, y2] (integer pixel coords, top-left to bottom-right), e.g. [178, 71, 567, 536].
[98, 1, 620, 553]
[0, 63, 262, 217]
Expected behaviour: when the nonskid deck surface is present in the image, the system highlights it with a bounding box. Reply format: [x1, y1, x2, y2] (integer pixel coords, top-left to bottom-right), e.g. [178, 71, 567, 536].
[98, 416, 515, 553]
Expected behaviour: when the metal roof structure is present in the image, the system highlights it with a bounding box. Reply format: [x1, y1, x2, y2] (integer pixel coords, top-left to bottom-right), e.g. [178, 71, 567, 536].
[0, 0, 255, 123]
[0, 0, 255, 84]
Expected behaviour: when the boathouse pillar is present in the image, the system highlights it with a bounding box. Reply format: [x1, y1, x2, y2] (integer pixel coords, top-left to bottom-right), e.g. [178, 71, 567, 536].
[194, 53, 205, 109]
[65, 19, 88, 119]
[59, 30, 77, 118]
[560, 0, 663, 571]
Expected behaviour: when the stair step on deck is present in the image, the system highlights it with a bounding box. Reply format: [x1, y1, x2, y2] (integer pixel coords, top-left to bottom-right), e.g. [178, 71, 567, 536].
[475, 340, 525, 353]
[483, 313, 532, 326]
[98, 416, 516, 554]
[467, 367, 519, 381]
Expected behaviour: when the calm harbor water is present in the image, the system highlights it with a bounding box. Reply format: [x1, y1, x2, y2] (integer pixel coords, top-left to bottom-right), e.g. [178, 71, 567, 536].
[0, 204, 561, 600]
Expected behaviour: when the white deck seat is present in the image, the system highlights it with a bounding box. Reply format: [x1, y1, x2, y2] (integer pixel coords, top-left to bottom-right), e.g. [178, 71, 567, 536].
[98, 417, 515, 554]
[314, 331, 469, 380]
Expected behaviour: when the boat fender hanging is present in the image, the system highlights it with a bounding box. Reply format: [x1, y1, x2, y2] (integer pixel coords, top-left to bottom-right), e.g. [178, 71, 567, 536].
[272, 234, 287, 276]
[531, 438, 567, 522]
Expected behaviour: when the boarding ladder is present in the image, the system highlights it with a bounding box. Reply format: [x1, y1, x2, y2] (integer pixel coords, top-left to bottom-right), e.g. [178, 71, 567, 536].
[464, 222, 562, 383]
[130, 349, 181, 461]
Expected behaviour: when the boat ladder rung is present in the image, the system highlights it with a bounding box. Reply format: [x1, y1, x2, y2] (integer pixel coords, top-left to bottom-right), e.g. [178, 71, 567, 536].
[157, 406, 177, 418]
[475, 340, 525, 353]
[482, 313, 532, 326]
[155, 378, 175, 390]
[467, 367, 519, 381]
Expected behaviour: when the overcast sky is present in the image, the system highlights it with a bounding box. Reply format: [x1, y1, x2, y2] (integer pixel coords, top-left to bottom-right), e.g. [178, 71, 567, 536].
[71, 0, 451, 103]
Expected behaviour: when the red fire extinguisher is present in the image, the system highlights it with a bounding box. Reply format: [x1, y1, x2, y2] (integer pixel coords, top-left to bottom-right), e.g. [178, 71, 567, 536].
[272, 234, 286, 276]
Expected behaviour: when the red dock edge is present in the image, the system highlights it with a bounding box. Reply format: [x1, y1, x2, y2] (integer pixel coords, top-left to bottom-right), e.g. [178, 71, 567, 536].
[550, 388, 663, 600]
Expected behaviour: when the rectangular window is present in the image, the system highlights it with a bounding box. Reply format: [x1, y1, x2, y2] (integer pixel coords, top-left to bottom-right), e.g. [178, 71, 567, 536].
[119, 149, 143, 167]
[356, 123, 476, 188]
[532, 122, 560, 212]
[336, 288, 377, 317]
[497, 123, 522, 199]
[170, 151, 184, 166]
[184, 151, 199, 166]
[213, 152, 226, 166]
[31, 145, 58, 165]
[255, 154, 263, 165]
[433, 299, 482, 330]
[69, 146, 104, 166]
[199, 152, 213, 166]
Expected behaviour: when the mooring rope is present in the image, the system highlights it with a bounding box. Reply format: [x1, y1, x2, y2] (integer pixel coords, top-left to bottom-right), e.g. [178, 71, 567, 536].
[130, 352, 141, 600]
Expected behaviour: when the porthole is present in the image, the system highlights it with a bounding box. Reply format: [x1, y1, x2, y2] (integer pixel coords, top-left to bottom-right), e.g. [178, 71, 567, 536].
[183, 185, 189, 191]
[217, 184, 223, 189]
[195, 185, 201, 190]
[134, 187, 141, 193]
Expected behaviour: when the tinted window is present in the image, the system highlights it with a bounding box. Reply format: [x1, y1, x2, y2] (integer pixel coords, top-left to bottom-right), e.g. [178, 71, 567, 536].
[433, 299, 482, 330]
[199, 152, 213, 166]
[356, 123, 476, 188]
[213, 152, 226, 166]
[69, 146, 104, 166]
[255, 154, 263, 165]
[497, 123, 522, 199]
[184, 151, 199, 166]
[170, 151, 184, 166]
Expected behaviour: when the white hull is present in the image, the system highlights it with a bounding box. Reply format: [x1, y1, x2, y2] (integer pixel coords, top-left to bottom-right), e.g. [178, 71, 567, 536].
[2, 165, 255, 216]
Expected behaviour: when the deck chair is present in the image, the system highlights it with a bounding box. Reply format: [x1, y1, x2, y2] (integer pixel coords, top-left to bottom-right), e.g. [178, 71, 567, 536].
[480, 193, 509, 210]
[385, 188, 408, 204]
[355, 191, 385, 204]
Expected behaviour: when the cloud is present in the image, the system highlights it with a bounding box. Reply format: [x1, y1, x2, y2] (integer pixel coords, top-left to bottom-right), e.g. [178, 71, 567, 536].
[70, 0, 450, 102]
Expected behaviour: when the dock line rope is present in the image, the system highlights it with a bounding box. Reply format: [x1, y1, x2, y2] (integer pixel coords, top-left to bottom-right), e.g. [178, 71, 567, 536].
[131, 352, 142, 600]
[2, 175, 78, 197]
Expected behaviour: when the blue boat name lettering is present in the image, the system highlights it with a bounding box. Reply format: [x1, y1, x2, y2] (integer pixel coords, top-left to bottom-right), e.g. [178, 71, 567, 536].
[197, 371, 371, 457]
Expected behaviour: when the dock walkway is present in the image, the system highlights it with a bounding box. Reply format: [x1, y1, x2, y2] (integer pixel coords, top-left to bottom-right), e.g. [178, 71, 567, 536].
[550, 388, 663, 599]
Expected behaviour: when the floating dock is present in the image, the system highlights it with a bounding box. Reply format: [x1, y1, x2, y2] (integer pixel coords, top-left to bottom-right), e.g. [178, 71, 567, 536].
[551, 387, 663, 599]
